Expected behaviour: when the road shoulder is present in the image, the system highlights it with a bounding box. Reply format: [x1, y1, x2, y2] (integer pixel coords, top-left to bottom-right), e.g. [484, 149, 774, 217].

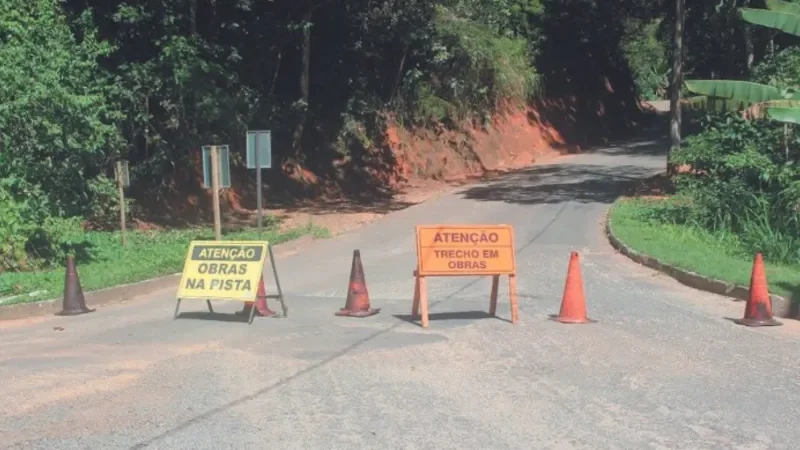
[604, 207, 797, 320]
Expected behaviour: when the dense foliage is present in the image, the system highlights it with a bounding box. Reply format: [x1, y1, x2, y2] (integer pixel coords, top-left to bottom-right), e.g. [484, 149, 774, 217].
[1, 0, 671, 272]
[657, 1, 800, 265]
[8, 0, 795, 274]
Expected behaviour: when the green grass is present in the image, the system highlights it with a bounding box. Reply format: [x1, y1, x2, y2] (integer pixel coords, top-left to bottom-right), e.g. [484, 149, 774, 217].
[609, 198, 800, 300]
[0, 222, 329, 306]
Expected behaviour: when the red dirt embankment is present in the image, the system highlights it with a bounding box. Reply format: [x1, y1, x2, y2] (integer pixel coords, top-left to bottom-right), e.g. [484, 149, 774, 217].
[384, 104, 574, 187]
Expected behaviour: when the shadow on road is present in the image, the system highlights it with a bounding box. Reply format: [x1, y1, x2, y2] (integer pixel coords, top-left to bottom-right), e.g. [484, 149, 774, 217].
[592, 138, 668, 158]
[393, 310, 513, 328]
[774, 282, 800, 319]
[459, 133, 668, 206]
[175, 311, 251, 323]
[460, 163, 660, 206]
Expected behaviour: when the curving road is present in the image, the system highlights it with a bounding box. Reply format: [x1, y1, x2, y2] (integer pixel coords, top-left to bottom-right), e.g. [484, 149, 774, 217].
[2, 127, 800, 450]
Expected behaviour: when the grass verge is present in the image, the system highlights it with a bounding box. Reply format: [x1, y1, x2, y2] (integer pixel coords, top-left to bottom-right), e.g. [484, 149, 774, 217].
[609, 197, 800, 300]
[0, 222, 330, 306]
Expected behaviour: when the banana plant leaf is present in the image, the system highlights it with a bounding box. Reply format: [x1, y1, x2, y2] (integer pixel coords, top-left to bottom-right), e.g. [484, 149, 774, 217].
[766, 107, 800, 125]
[765, 0, 800, 16]
[740, 8, 800, 37]
[684, 80, 782, 104]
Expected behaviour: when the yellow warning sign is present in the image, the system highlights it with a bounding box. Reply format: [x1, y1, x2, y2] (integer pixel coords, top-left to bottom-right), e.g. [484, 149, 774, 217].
[177, 241, 268, 301]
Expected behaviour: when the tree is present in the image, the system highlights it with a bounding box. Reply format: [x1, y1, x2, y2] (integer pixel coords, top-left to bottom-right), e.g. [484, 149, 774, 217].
[0, 0, 123, 217]
[668, 0, 684, 175]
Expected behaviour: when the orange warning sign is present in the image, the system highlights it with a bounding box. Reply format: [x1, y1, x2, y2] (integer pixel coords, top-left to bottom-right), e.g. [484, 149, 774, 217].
[415, 225, 516, 276]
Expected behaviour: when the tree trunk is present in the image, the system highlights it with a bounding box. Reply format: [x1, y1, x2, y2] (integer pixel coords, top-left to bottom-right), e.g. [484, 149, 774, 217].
[292, 7, 313, 159]
[187, 0, 198, 156]
[668, 0, 685, 176]
[743, 0, 754, 73]
[390, 46, 408, 104]
[190, 0, 197, 35]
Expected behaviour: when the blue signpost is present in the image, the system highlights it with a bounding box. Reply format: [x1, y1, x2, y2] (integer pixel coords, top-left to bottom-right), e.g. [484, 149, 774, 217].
[246, 130, 272, 238]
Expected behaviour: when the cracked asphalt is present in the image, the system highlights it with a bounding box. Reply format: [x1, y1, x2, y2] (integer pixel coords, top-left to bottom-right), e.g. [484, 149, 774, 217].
[2, 129, 800, 450]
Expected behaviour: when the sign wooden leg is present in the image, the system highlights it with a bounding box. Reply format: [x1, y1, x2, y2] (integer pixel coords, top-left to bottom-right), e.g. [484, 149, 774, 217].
[206, 300, 214, 313]
[509, 273, 519, 324]
[173, 299, 182, 320]
[419, 276, 429, 328]
[412, 271, 421, 318]
[489, 275, 500, 316]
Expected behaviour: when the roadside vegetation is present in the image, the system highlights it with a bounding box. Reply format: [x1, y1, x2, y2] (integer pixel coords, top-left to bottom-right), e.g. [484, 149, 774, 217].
[610, 198, 800, 299]
[611, 0, 800, 299]
[0, 220, 328, 305]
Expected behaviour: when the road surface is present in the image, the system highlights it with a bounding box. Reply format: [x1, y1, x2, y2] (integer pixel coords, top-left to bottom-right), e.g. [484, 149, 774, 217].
[2, 130, 800, 450]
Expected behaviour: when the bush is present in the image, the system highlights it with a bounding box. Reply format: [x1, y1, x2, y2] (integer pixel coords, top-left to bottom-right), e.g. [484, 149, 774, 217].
[0, 185, 34, 272]
[621, 18, 669, 101]
[25, 216, 90, 268]
[84, 175, 136, 230]
[663, 113, 800, 264]
[396, 3, 540, 125]
[0, 180, 94, 272]
[751, 46, 800, 89]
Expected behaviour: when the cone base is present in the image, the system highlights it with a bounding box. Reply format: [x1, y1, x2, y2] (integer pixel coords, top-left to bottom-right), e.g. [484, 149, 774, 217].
[548, 314, 596, 324]
[733, 317, 782, 327]
[335, 308, 380, 318]
[55, 307, 95, 317]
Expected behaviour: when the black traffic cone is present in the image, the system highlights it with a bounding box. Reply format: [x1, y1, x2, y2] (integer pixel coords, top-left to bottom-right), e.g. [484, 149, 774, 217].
[55, 255, 95, 316]
[335, 250, 380, 318]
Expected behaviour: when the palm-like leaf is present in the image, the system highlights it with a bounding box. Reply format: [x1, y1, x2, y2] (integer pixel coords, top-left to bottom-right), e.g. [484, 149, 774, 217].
[684, 80, 782, 104]
[740, 8, 800, 37]
[766, 107, 800, 124]
[765, 0, 800, 15]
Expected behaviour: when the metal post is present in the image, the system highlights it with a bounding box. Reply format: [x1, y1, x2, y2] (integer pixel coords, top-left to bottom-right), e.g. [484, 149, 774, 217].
[255, 132, 263, 239]
[117, 163, 127, 247]
[211, 145, 222, 240]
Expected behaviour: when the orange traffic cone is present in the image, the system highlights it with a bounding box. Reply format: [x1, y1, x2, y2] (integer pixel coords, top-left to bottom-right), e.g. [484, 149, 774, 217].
[335, 250, 380, 318]
[734, 253, 782, 327]
[550, 252, 595, 324]
[238, 276, 276, 318]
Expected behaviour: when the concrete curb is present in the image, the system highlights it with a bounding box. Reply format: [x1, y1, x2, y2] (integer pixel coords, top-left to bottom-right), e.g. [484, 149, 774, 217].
[604, 209, 797, 320]
[0, 235, 317, 322]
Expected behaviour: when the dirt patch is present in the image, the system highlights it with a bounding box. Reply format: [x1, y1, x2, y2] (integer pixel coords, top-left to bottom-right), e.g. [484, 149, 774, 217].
[630, 173, 674, 199]
[626, 165, 698, 201]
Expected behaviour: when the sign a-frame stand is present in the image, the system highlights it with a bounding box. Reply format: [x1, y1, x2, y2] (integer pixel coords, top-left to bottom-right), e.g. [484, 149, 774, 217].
[173, 241, 286, 324]
[412, 224, 519, 328]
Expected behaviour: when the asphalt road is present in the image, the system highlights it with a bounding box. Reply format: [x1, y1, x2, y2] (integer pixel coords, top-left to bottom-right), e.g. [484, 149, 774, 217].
[3, 131, 800, 450]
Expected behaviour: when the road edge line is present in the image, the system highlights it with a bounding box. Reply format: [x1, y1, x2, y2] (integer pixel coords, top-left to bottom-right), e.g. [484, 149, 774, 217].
[603, 208, 797, 320]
